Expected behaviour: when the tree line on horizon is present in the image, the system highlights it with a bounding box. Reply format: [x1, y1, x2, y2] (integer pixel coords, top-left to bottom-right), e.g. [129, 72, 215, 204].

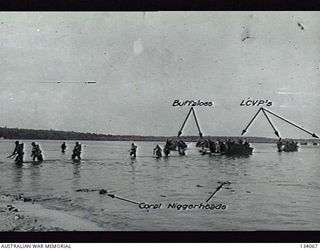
[0, 127, 315, 143]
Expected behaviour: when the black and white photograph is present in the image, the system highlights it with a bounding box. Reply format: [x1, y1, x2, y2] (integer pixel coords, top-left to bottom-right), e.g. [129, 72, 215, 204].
[0, 11, 319, 234]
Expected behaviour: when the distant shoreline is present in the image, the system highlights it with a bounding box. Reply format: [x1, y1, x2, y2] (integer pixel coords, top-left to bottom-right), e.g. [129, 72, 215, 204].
[0, 127, 318, 143]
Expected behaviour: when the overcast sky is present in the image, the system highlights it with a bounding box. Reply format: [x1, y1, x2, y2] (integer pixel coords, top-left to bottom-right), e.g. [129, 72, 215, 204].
[0, 12, 319, 138]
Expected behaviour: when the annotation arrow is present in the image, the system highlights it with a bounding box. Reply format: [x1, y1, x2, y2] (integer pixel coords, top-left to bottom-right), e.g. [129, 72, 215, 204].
[241, 107, 319, 139]
[206, 181, 230, 203]
[263, 108, 318, 138]
[261, 109, 280, 138]
[191, 108, 203, 138]
[241, 108, 262, 136]
[178, 108, 193, 137]
[177, 107, 204, 138]
[107, 193, 140, 205]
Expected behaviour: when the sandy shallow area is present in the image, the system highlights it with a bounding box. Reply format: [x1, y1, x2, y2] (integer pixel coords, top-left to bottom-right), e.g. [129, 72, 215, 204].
[0, 194, 105, 231]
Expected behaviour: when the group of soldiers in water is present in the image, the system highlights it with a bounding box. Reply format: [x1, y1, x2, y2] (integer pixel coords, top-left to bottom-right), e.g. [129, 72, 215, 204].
[276, 138, 298, 152]
[153, 139, 188, 158]
[129, 137, 252, 158]
[197, 138, 251, 154]
[8, 141, 82, 164]
[7, 137, 300, 164]
[129, 139, 188, 159]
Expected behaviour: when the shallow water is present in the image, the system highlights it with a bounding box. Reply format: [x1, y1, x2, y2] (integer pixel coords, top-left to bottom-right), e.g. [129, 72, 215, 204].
[0, 140, 319, 231]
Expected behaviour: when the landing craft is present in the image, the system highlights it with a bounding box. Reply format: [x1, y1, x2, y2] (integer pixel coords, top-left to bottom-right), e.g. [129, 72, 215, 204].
[164, 107, 253, 156]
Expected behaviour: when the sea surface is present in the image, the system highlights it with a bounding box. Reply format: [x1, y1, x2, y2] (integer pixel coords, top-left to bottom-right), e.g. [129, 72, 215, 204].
[0, 140, 319, 231]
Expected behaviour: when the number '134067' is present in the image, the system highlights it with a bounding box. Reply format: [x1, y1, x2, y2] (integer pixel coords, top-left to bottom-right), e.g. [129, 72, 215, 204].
[300, 244, 318, 248]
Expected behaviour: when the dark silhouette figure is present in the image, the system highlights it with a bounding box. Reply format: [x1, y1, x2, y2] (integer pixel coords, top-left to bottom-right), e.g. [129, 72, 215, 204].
[153, 145, 162, 158]
[277, 138, 283, 152]
[72, 142, 82, 160]
[130, 143, 137, 159]
[31, 142, 43, 161]
[8, 141, 24, 164]
[61, 142, 67, 153]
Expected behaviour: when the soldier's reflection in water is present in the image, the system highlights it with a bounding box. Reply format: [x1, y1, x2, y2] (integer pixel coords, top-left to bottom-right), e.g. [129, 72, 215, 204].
[30, 165, 41, 192]
[12, 165, 24, 192]
[72, 161, 81, 188]
[129, 160, 136, 184]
